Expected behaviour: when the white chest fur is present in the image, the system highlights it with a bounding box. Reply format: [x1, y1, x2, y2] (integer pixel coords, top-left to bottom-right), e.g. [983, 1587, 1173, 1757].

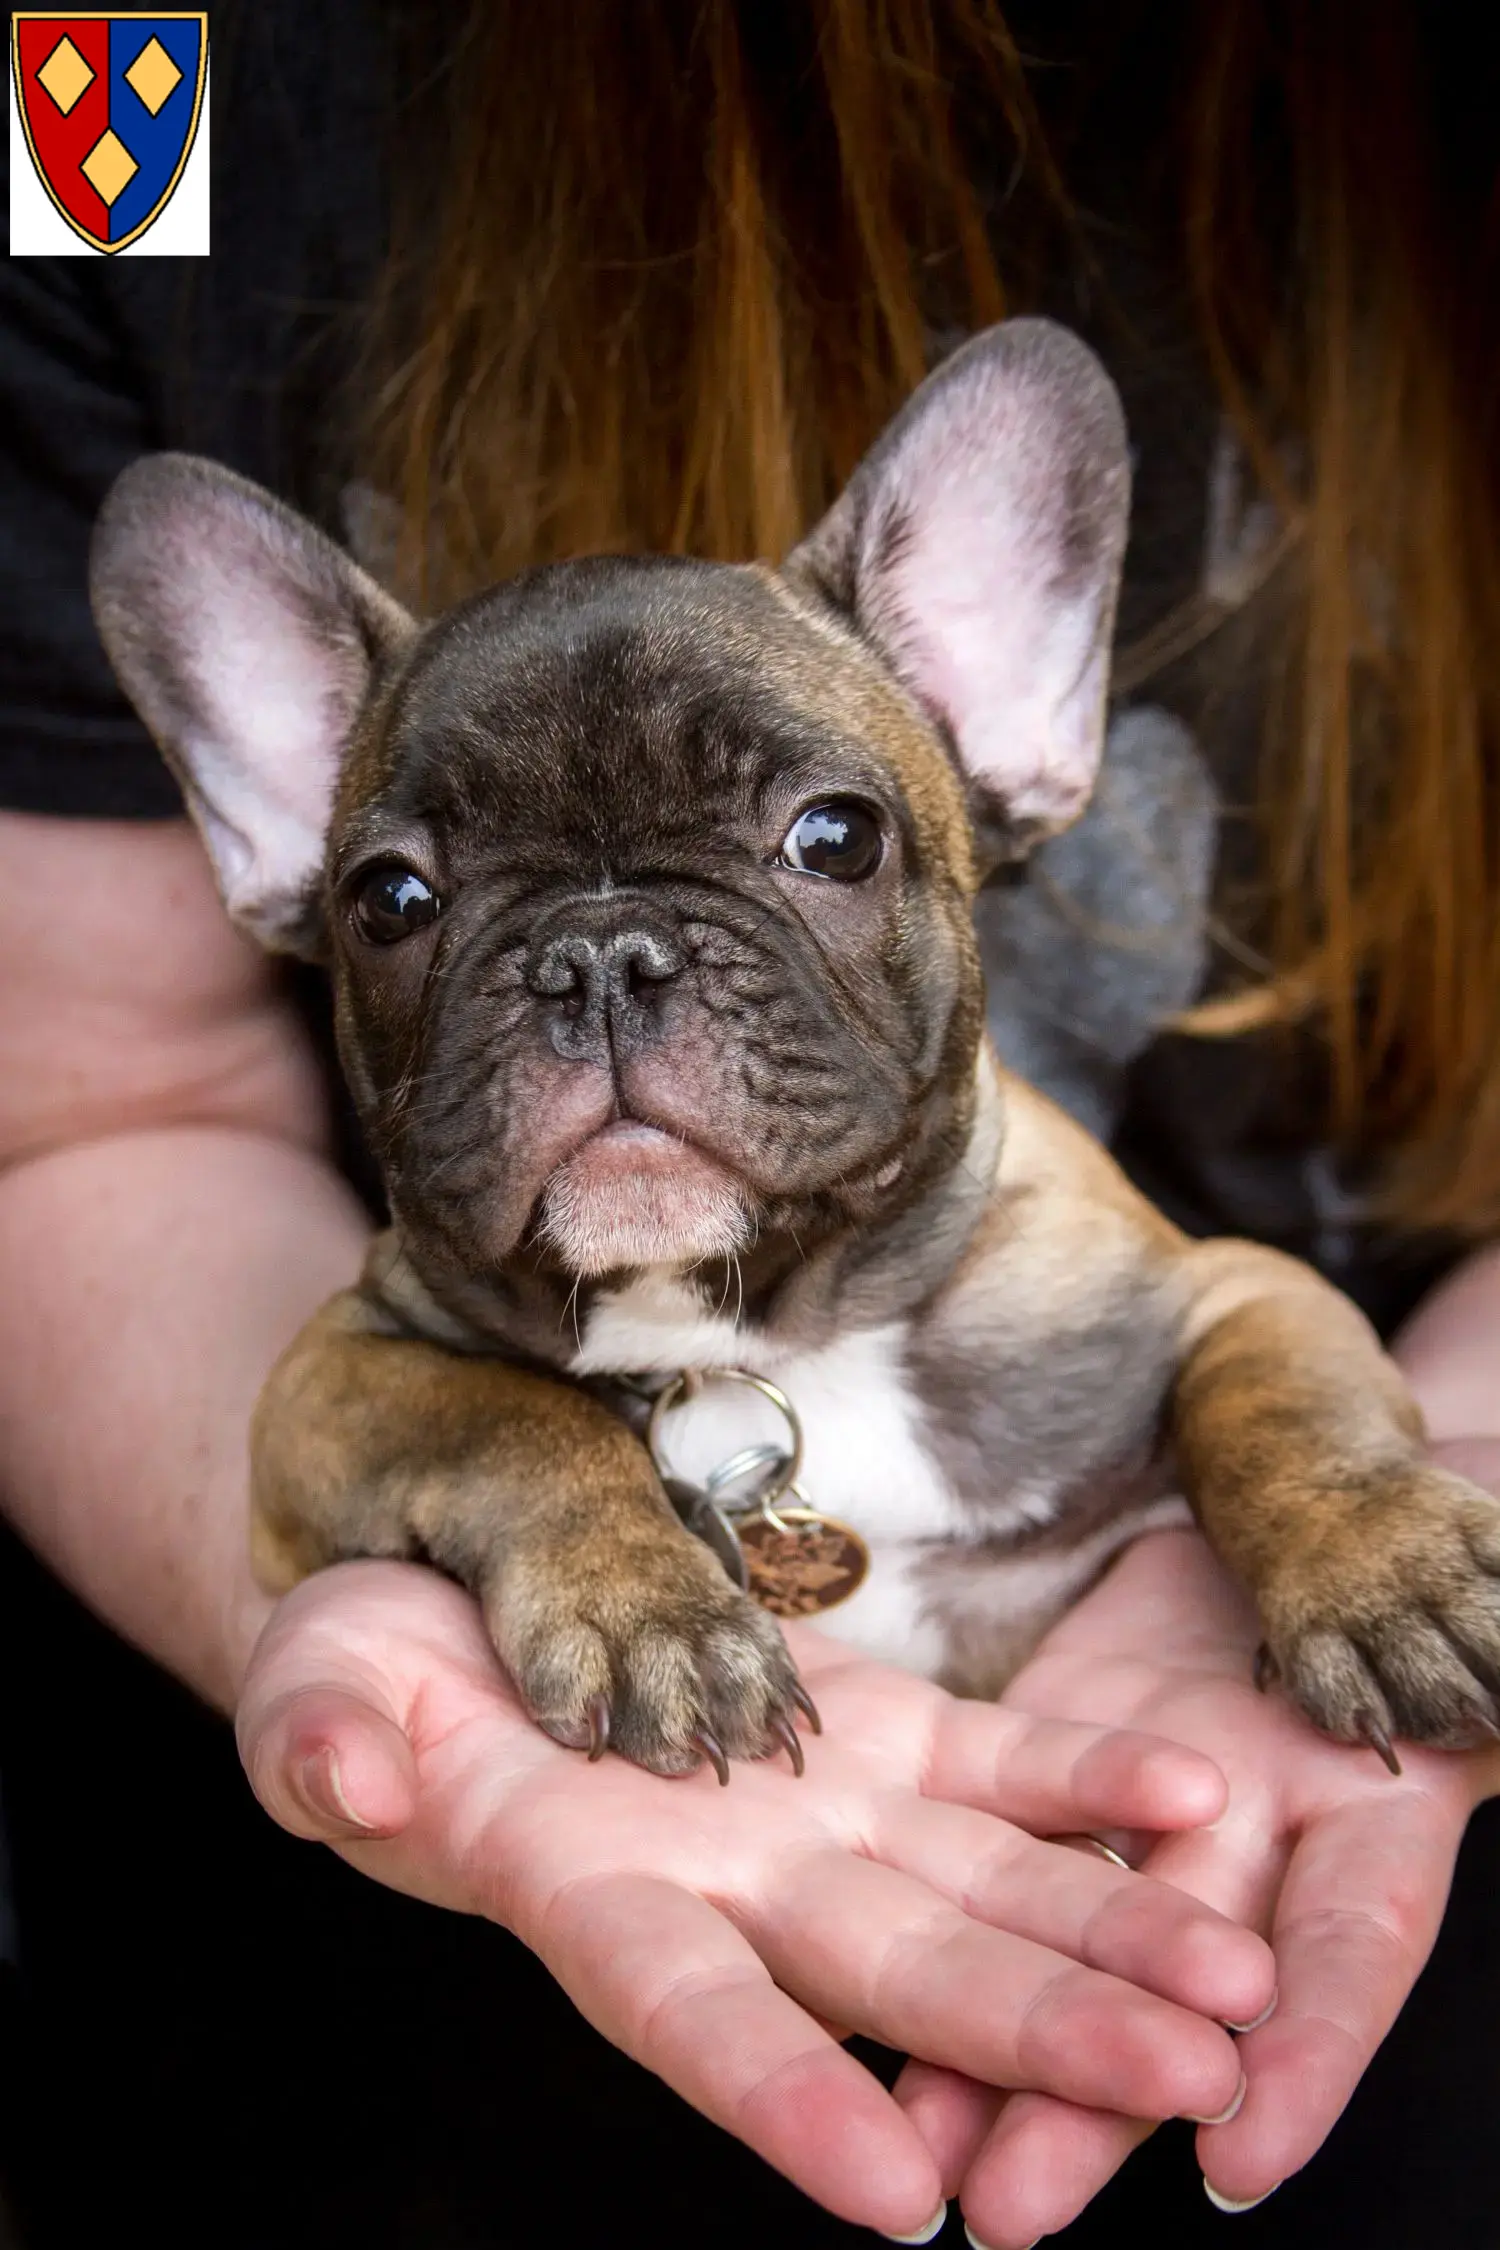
[567, 1271, 1190, 1680]
[568, 1272, 964, 1671]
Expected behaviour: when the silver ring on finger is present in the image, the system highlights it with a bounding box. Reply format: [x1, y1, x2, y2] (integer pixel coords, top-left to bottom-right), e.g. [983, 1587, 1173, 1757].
[1046, 1831, 1134, 1872]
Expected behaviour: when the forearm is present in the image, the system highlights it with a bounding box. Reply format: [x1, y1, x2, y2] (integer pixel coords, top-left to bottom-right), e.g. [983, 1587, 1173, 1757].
[0, 1124, 369, 1711]
[1393, 1243, 1500, 1436]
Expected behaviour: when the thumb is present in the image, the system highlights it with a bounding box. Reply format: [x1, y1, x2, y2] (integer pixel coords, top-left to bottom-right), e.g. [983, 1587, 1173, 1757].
[237, 1680, 419, 1843]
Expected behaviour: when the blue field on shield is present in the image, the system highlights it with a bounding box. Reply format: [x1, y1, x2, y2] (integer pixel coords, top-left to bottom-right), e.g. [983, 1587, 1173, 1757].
[105, 17, 204, 245]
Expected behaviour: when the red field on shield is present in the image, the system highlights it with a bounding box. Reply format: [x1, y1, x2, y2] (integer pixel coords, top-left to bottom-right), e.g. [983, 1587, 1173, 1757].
[15, 18, 117, 248]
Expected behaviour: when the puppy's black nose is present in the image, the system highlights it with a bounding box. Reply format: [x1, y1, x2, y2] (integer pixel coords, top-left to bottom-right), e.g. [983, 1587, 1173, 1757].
[527, 909, 685, 1062]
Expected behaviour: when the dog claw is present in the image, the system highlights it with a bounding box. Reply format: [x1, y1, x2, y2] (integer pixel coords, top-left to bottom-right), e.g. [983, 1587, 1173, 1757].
[586, 1694, 611, 1762]
[1253, 1642, 1279, 1694]
[770, 1712, 806, 1777]
[789, 1679, 823, 1736]
[1361, 1718, 1403, 1776]
[693, 1728, 731, 1786]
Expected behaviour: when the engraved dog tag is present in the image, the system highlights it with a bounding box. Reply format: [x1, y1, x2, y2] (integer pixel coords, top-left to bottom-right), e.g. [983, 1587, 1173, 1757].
[662, 1475, 751, 1592]
[737, 1509, 870, 1618]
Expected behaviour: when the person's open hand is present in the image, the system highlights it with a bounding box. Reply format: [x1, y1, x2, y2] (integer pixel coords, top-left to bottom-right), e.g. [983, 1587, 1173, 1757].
[897, 1508, 1500, 2247]
[236, 1557, 1275, 2236]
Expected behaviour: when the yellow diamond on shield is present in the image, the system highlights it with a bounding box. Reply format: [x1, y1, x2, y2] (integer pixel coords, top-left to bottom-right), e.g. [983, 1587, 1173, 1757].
[123, 35, 183, 117]
[37, 35, 96, 115]
[80, 129, 139, 209]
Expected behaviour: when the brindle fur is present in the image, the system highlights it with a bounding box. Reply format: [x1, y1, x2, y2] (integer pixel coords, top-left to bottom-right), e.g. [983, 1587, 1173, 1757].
[252, 1283, 801, 1774]
[90, 322, 1500, 1777]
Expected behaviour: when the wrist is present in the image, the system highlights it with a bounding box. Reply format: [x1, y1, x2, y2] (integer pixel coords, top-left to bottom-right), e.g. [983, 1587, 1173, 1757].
[1427, 1435, 1500, 1498]
[1393, 1244, 1500, 1443]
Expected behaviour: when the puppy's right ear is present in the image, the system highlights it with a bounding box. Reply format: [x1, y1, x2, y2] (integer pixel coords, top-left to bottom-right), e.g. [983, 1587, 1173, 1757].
[90, 454, 415, 954]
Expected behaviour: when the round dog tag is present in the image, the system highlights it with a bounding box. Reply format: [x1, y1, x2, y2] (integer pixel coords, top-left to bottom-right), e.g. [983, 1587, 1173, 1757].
[647, 1367, 869, 1616]
[737, 1508, 870, 1618]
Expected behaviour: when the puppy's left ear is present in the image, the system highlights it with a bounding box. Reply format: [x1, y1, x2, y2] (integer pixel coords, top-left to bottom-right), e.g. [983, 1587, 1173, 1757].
[786, 318, 1130, 853]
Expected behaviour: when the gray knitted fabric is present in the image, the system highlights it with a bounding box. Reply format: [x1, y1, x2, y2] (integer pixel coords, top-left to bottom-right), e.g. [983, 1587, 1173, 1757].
[977, 704, 1218, 1142]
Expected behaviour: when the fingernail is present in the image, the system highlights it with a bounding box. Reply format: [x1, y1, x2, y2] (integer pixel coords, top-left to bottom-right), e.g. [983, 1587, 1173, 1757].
[1203, 2178, 1279, 2214]
[881, 2208, 947, 2244]
[297, 1747, 375, 1832]
[1226, 1988, 1279, 2035]
[1187, 2071, 1247, 2127]
[962, 2228, 1040, 2250]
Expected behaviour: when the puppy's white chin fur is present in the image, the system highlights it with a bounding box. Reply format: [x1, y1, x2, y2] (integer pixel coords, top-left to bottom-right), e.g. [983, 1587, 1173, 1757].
[538, 1125, 751, 1277]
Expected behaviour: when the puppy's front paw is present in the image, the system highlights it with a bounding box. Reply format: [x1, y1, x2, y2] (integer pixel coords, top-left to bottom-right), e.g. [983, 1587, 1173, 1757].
[485, 1531, 815, 1780]
[1257, 1462, 1500, 1756]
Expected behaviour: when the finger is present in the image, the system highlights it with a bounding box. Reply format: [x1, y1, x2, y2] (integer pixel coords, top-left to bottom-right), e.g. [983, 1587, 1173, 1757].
[1196, 1787, 1466, 2206]
[959, 2092, 1157, 2248]
[949, 1811, 1280, 2243]
[745, 1850, 1247, 2124]
[892, 2059, 1006, 2200]
[871, 1797, 1276, 2028]
[237, 1682, 419, 1842]
[1133, 1811, 1284, 1923]
[533, 1870, 944, 2237]
[924, 1700, 1229, 1834]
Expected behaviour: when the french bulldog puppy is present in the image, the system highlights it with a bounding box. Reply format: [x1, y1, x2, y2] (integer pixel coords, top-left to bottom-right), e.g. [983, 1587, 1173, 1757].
[91, 321, 1500, 1782]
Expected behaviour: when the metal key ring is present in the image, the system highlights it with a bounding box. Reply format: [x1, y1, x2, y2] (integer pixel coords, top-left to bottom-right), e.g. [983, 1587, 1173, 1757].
[757, 1488, 817, 1536]
[647, 1369, 806, 1514]
[708, 1450, 809, 1535]
[705, 1443, 791, 1506]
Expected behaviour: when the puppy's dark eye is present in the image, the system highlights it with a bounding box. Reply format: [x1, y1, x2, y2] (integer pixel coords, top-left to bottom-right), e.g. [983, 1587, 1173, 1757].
[353, 865, 442, 944]
[778, 800, 883, 881]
